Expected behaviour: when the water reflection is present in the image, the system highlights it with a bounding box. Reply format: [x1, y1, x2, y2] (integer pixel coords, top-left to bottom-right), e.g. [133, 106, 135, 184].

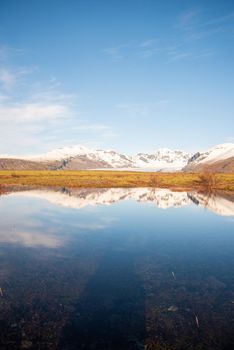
[188, 192, 234, 216]
[0, 191, 115, 248]
[3, 186, 234, 216]
[0, 187, 234, 349]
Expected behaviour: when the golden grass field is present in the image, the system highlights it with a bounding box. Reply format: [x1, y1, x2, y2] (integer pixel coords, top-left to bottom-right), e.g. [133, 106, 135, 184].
[0, 170, 234, 191]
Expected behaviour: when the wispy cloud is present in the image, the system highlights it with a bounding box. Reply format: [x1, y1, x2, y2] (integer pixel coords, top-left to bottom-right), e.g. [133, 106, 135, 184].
[138, 39, 156, 48]
[177, 9, 234, 41]
[0, 47, 115, 154]
[0, 103, 67, 123]
[71, 123, 112, 132]
[103, 8, 234, 64]
[103, 39, 160, 61]
[0, 45, 23, 61]
[0, 44, 33, 92]
[0, 69, 15, 89]
[0, 67, 31, 90]
[178, 9, 202, 28]
[225, 136, 234, 142]
[103, 35, 214, 63]
[116, 100, 172, 119]
[103, 46, 125, 62]
[0, 68, 73, 125]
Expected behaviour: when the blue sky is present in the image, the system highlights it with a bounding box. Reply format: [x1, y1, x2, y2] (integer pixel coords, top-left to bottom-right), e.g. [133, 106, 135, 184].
[0, 0, 234, 155]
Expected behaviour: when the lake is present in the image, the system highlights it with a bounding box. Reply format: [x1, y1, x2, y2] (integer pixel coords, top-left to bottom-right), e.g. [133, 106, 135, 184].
[0, 187, 234, 349]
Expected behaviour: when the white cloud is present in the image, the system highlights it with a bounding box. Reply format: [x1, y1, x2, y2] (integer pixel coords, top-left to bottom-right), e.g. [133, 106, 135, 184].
[0, 79, 114, 153]
[103, 36, 214, 63]
[0, 66, 33, 90]
[138, 39, 156, 48]
[177, 9, 234, 41]
[0, 93, 8, 101]
[103, 9, 234, 64]
[0, 102, 67, 123]
[178, 9, 201, 28]
[0, 44, 115, 154]
[72, 123, 111, 131]
[116, 100, 172, 118]
[0, 45, 23, 61]
[103, 40, 160, 61]
[0, 68, 15, 89]
[102, 46, 124, 62]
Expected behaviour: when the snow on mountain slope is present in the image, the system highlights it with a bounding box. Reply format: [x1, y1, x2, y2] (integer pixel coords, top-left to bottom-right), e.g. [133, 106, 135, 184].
[87, 149, 133, 168]
[133, 148, 190, 170]
[194, 143, 234, 164]
[184, 143, 234, 172]
[0, 145, 91, 161]
[0, 145, 191, 170]
[27, 145, 91, 161]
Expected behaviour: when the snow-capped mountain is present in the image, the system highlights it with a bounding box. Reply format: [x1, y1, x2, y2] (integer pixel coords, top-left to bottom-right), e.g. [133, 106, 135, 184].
[1, 145, 91, 162]
[132, 149, 190, 170]
[183, 143, 234, 173]
[0, 145, 191, 171]
[86, 149, 134, 168]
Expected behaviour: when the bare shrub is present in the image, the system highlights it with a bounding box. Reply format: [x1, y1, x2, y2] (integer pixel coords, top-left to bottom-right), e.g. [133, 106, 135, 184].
[197, 172, 217, 189]
[150, 174, 159, 187]
[11, 171, 20, 178]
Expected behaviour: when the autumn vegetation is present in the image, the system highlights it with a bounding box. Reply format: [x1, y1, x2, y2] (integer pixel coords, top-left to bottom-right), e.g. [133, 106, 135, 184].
[0, 170, 233, 191]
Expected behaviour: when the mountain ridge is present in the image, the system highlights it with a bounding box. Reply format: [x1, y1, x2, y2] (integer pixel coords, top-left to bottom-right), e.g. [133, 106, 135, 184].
[0, 145, 191, 171]
[183, 143, 234, 173]
[1, 143, 234, 172]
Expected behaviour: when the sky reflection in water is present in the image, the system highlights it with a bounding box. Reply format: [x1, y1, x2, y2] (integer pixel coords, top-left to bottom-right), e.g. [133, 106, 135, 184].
[0, 187, 234, 349]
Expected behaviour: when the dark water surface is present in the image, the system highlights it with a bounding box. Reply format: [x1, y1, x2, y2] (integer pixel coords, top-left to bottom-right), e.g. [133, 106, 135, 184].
[0, 187, 234, 349]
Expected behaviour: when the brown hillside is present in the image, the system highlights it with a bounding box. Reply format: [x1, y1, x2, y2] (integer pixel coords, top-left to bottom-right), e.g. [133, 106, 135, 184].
[0, 158, 54, 170]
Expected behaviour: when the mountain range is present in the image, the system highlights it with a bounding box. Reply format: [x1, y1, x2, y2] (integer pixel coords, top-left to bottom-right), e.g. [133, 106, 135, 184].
[0, 143, 234, 172]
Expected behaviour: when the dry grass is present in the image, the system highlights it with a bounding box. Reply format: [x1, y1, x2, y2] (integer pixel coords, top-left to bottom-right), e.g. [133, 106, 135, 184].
[0, 170, 234, 191]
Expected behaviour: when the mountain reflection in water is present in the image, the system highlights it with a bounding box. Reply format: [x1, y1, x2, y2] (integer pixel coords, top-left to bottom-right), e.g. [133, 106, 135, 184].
[3, 187, 234, 216]
[0, 187, 234, 349]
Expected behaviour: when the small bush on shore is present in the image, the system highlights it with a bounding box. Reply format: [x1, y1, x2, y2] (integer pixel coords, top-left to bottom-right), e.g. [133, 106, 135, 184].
[197, 172, 217, 189]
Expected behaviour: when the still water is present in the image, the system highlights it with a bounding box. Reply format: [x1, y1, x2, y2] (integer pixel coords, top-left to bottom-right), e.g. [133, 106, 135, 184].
[0, 187, 234, 349]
